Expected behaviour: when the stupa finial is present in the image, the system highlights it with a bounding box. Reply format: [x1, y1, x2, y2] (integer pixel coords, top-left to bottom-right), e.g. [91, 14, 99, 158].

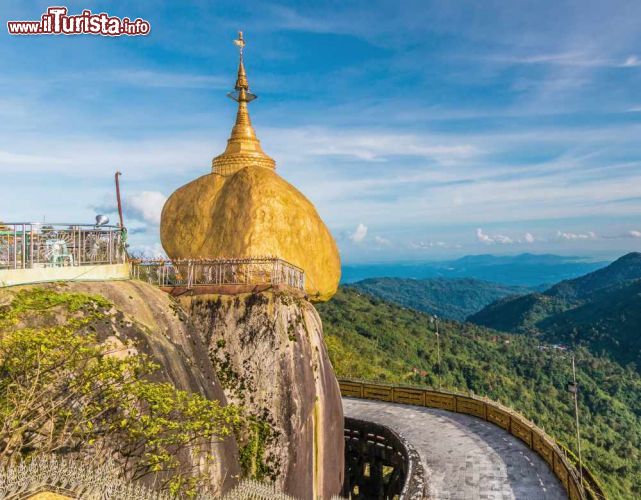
[229, 31, 253, 102]
[212, 31, 275, 175]
[232, 31, 250, 94]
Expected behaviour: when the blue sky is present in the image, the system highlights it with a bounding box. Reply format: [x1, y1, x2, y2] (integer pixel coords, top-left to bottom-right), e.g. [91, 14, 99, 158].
[1, 0, 641, 263]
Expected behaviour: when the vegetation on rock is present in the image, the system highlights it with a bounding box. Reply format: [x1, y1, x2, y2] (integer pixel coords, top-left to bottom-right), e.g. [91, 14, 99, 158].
[317, 287, 641, 498]
[0, 287, 247, 497]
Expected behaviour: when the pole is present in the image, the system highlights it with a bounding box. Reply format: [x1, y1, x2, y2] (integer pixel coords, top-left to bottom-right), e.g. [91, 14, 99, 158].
[115, 171, 125, 229]
[436, 318, 441, 388]
[572, 355, 584, 489]
[432, 315, 442, 388]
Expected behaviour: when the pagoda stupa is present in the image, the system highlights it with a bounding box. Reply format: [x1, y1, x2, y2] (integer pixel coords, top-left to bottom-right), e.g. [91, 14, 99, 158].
[160, 32, 341, 301]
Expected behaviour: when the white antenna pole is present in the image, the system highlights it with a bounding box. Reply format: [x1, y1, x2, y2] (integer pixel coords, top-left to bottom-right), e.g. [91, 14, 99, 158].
[432, 315, 442, 388]
[572, 354, 584, 489]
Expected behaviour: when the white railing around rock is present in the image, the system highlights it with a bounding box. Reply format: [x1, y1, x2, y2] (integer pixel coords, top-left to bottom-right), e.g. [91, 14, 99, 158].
[131, 258, 306, 292]
[0, 454, 342, 499]
[0, 223, 125, 270]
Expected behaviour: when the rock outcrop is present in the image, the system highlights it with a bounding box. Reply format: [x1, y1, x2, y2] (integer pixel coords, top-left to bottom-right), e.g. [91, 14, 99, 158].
[160, 166, 341, 302]
[182, 291, 344, 499]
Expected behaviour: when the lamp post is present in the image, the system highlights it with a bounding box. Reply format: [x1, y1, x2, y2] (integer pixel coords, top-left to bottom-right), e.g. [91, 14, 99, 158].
[430, 315, 442, 388]
[567, 354, 583, 489]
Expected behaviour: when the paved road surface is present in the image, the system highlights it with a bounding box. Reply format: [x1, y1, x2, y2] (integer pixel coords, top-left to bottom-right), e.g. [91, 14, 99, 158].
[343, 397, 565, 500]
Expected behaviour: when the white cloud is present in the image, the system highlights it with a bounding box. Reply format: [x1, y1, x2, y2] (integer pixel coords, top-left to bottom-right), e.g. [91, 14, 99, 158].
[409, 240, 462, 250]
[265, 126, 480, 164]
[476, 228, 494, 243]
[492, 51, 641, 70]
[124, 191, 167, 225]
[622, 55, 641, 68]
[556, 230, 597, 240]
[523, 232, 535, 243]
[496, 52, 608, 68]
[603, 229, 641, 239]
[411, 241, 436, 249]
[494, 234, 513, 244]
[106, 69, 228, 89]
[374, 235, 391, 246]
[129, 242, 167, 259]
[476, 228, 513, 245]
[349, 223, 368, 243]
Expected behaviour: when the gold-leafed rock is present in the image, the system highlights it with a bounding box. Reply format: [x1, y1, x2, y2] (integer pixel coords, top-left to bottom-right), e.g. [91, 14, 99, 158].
[160, 32, 340, 301]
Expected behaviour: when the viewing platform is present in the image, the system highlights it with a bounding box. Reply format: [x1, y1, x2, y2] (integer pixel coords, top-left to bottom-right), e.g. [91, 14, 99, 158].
[0, 223, 128, 287]
[131, 257, 306, 296]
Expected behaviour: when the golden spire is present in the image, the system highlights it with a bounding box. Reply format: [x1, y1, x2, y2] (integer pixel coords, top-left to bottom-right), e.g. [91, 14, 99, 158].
[212, 31, 275, 175]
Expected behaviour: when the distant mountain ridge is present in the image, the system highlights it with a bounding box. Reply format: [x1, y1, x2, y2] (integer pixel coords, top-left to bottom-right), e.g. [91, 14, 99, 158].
[351, 277, 531, 321]
[342, 253, 609, 287]
[545, 252, 641, 300]
[469, 252, 641, 368]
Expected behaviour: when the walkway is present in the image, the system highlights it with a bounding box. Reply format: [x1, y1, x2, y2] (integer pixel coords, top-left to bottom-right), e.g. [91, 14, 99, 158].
[343, 397, 566, 500]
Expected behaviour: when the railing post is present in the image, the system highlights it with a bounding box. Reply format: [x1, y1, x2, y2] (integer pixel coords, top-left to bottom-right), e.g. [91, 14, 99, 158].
[108, 230, 113, 264]
[21, 223, 26, 269]
[29, 224, 34, 269]
[13, 225, 17, 269]
[76, 227, 81, 266]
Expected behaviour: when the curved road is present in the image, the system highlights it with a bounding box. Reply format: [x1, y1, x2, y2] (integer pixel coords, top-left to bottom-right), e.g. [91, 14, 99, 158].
[343, 397, 565, 500]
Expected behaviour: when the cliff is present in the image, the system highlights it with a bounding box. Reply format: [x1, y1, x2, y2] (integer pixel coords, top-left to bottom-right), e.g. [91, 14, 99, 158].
[182, 291, 344, 499]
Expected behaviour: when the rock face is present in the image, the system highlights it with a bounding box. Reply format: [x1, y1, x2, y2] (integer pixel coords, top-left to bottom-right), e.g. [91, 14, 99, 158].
[160, 167, 341, 302]
[182, 291, 344, 499]
[0, 281, 241, 494]
[160, 50, 341, 302]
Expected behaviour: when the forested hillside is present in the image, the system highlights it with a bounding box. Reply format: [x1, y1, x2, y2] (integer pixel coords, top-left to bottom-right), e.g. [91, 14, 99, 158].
[351, 277, 530, 321]
[317, 287, 641, 498]
[469, 252, 641, 369]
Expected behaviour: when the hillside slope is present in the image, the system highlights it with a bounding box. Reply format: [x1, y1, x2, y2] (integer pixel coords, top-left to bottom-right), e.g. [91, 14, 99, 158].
[545, 252, 641, 300]
[540, 279, 641, 366]
[468, 292, 573, 334]
[468, 253, 641, 367]
[316, 287, 641, 498]
[351, 277, 530, 321]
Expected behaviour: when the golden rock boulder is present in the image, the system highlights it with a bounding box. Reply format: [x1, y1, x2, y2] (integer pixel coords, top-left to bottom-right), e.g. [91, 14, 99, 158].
[160, 42, 340, 301]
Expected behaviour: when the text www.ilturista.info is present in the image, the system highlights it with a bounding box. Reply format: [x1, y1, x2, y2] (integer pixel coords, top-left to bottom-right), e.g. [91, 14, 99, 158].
[7, 7, 151, 36]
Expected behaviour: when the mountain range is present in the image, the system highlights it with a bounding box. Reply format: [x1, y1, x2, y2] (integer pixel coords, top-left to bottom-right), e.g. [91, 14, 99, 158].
[469, 252, 641, 369]
[342, 253, 609, 287]
[351, 277, 533, 321]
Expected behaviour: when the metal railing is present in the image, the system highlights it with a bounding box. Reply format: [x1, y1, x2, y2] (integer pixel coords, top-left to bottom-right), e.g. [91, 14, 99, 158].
[0, 454, 341, 499]
[131, 258, 305, 291]
[343, 417, 427, 499]
[0, 223, 125, 270]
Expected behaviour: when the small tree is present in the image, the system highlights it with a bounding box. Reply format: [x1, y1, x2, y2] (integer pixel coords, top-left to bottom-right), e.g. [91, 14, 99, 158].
[0, 288, 244, 496]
